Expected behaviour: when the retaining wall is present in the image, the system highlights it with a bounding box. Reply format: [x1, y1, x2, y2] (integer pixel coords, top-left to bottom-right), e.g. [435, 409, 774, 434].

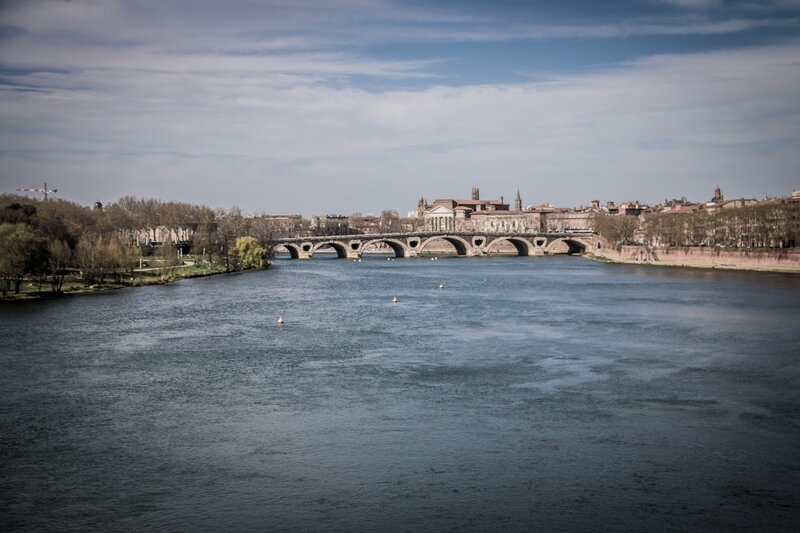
[597, 245, 800, 273]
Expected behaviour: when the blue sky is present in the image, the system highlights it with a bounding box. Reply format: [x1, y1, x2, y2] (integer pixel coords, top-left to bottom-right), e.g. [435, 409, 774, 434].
[1, 0, 799, 215]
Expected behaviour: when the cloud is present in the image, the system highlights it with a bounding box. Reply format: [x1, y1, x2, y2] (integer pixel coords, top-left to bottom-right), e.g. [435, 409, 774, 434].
[4, 38, 798, 212]
[1, 1, 799, 213]
[651, 0, 724, 9]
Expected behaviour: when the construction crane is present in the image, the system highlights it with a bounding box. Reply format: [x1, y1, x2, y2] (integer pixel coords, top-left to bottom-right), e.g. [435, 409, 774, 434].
[16, 182, 58, 200]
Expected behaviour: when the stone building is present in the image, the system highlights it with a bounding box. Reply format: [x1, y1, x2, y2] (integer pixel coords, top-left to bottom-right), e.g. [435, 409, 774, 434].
[418, 187, 597, 234]
[309, 214, 349, 235]
[541, 210, 595, 233]
[469, 210, 543, 233]
[420, 188, 511, 232]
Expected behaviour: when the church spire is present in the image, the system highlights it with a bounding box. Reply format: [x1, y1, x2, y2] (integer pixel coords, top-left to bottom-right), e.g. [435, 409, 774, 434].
[514, 189, 522, 211]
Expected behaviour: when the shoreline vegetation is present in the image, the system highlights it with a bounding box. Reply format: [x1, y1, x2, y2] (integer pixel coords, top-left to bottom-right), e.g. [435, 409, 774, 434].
[1, 194, 272, 301]
[1, 255, 270, 301]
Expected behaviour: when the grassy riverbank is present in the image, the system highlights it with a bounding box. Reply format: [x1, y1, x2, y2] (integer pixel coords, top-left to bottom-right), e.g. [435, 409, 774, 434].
[1, 255, 266, 301]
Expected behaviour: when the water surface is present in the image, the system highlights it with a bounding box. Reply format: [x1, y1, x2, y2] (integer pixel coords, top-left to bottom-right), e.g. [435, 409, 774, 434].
[2, 256, 799, 531]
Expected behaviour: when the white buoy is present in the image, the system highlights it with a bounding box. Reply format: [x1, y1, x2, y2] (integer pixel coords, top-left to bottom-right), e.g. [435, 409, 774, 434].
[277, 316, 285, 325]
[392, 296, 398, 304]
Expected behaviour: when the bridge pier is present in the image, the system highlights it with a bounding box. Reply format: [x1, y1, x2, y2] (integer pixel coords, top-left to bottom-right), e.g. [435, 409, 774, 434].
[298, 242, 314, 259]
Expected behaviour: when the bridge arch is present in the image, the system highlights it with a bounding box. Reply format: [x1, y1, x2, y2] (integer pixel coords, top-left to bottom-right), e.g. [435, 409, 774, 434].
[545, 237, 590, 255]
[419, 235, 471, 256]
[485, 236, 533, 256]
[277, 243, 301, 259]
[363, 238, 409, 258]
[312, 240, 350, 258]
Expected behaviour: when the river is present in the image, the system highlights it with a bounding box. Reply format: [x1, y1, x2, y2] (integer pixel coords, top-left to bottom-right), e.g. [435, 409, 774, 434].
[1, 255, 799, 532]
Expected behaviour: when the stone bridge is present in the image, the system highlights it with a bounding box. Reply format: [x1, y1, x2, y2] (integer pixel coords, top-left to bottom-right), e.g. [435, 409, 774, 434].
[275, 231, 600, 259]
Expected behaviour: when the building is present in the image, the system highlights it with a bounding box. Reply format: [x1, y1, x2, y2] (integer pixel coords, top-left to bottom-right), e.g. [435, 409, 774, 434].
[420, 188, 511, 232]
[702, 187, 758, 213]
[619, 201, 645, 216]
[309, 214, 349, 235]
[418, 187, 596, 234]
[470, 210, 543, 233]
[256, 214, 305, 237]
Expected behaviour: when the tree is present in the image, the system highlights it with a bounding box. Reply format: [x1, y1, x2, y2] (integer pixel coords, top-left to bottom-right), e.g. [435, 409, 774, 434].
[1, 202, 37, 225]
[48, 240, 72, 293]
[247, 217, 278, 259]
[233, 236, 267, 270]
[0, 223, 49, 294]
[216, 207, 246, 272]
[594, 214, 639, 245]
[156, 242, 181, 281]
[380, 210, 400, 232]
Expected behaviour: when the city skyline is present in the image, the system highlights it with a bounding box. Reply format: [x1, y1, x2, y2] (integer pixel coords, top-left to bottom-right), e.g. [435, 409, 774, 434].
[1, 0, 799, 215]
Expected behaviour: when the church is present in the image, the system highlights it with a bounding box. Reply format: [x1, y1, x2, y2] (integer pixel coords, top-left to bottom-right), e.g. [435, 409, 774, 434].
[418, 188, 544, 233]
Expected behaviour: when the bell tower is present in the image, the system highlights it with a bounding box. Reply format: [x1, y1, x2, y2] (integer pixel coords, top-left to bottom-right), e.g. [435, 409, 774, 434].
[514, 189, 522, 211]
[471, 187, 480, 201]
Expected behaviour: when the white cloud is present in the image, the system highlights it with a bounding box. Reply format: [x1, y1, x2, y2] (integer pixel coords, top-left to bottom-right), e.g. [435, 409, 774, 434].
[1, 1, 799, 213]
[4, 39, 798, 212]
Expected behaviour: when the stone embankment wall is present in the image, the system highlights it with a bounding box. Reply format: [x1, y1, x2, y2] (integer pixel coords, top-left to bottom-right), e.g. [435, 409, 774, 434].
[596, 244, 800, 273]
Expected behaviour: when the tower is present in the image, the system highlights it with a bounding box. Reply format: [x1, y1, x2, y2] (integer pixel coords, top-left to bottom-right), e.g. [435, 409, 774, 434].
[713, 186, 723, 204]
[417, 197, 426, 216]
[514, 189, 522, 211]
[471, 187, 480, 201]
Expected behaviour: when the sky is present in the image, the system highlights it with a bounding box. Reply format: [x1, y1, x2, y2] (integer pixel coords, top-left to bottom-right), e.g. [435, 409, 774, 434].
[1, 0, 799, 216]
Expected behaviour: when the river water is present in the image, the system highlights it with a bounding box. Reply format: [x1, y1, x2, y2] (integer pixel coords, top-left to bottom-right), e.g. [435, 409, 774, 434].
[1, 256, 799, 532]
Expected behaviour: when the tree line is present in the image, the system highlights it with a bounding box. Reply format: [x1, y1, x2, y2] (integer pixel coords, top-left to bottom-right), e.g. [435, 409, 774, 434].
[0, 195, 276, 296]
[595, 201, 800, 249]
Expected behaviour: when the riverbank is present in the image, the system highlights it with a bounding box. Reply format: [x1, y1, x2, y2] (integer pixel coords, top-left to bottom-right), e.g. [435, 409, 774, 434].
[1, 259, 269, 301]
[590, 244, 800, 273]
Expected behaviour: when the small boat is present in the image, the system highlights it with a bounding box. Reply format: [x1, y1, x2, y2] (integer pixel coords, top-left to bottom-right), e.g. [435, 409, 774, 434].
[277, 316, 285, 325]
[392, 297, 398, 304]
